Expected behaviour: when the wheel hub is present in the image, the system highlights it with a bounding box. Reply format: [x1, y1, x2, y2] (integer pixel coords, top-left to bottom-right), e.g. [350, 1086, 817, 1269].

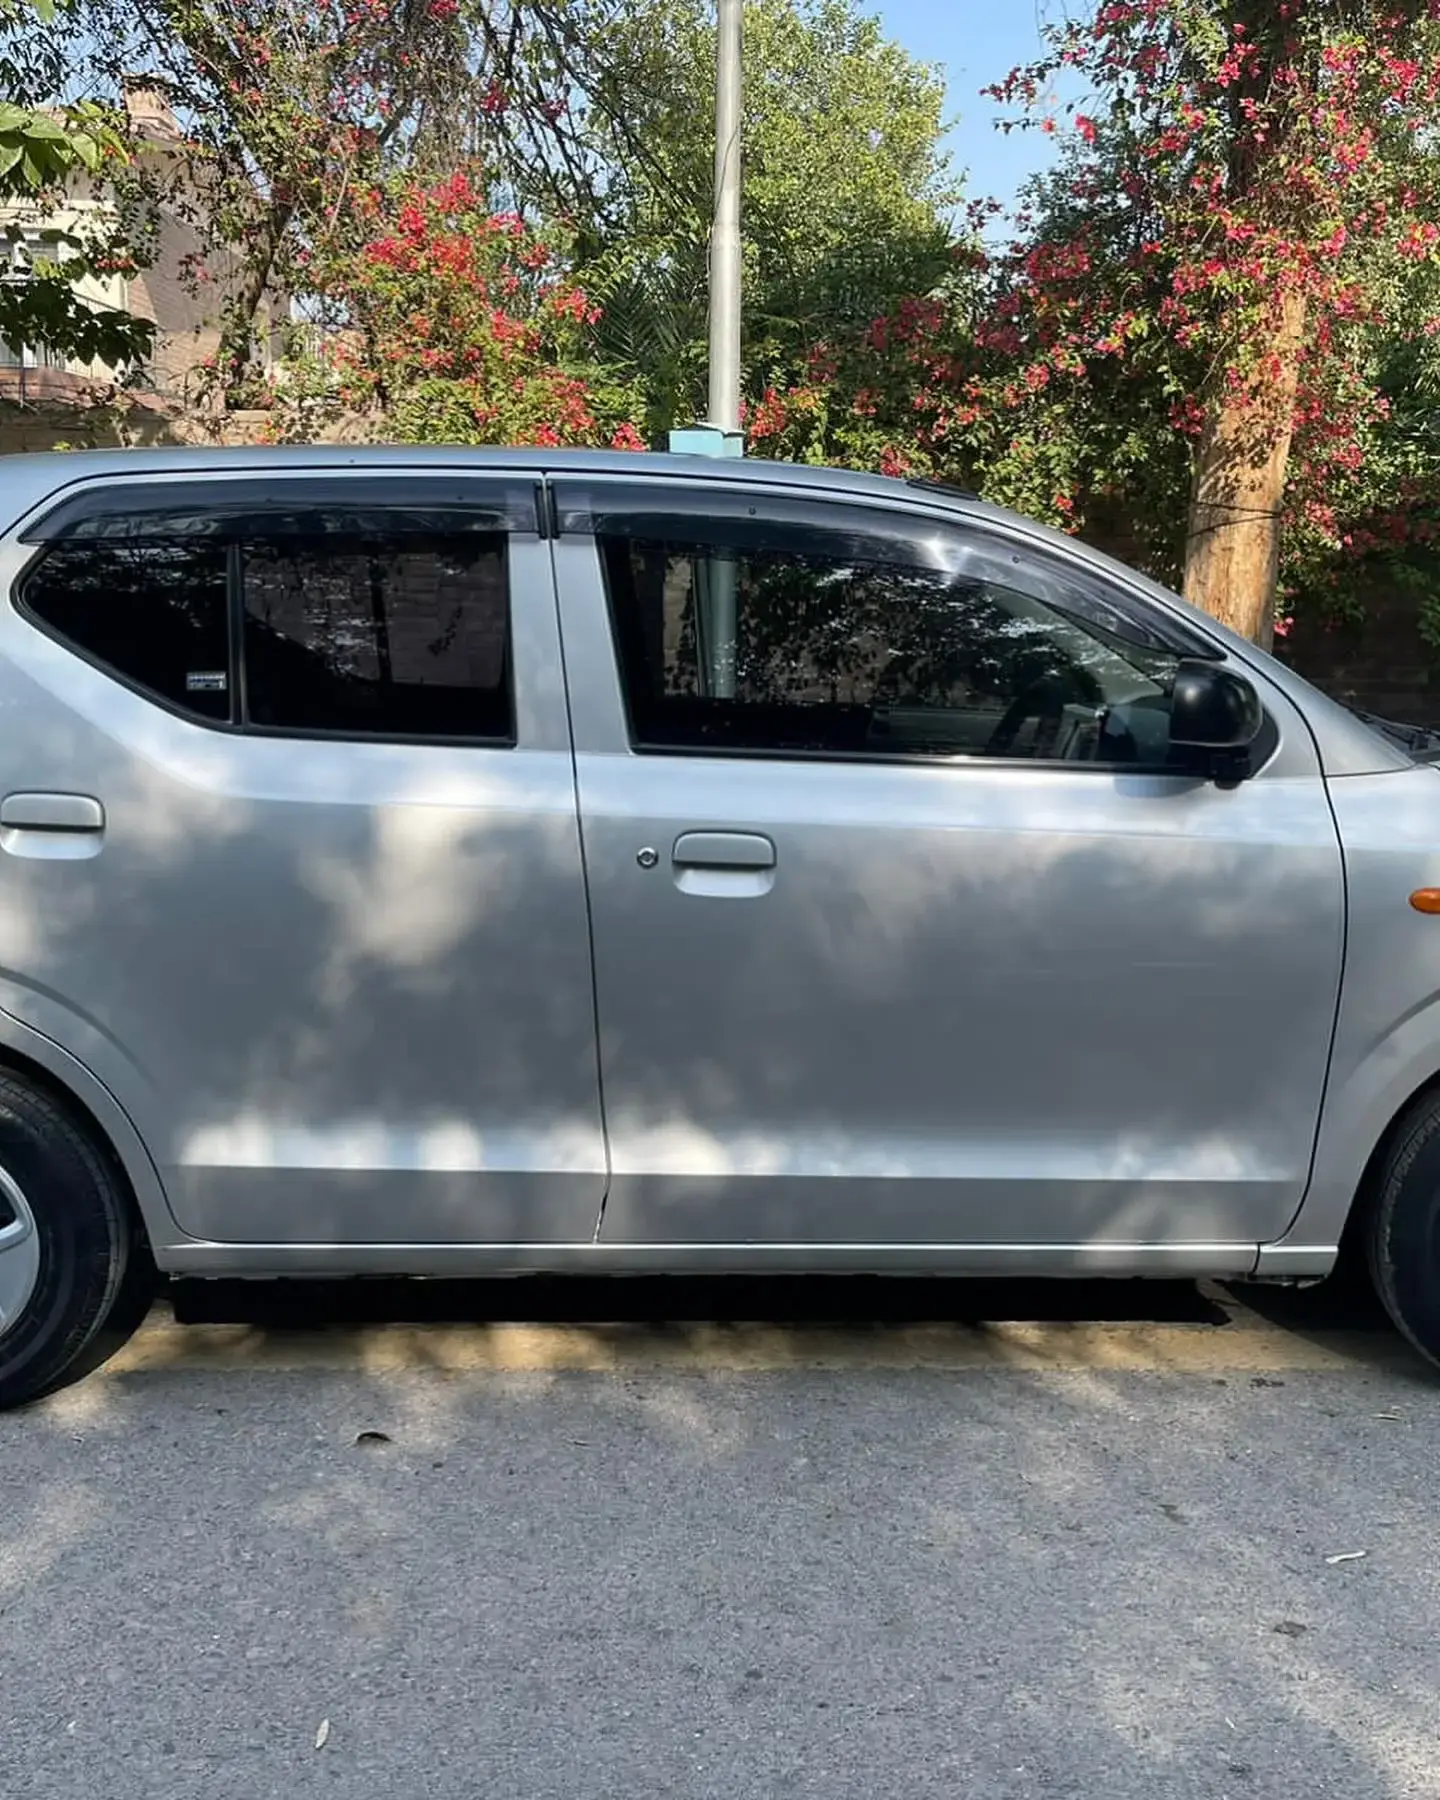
[0, 1167, 40, 1342]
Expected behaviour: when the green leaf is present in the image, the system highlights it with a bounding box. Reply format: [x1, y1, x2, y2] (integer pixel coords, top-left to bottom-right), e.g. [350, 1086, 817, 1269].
[18, 114, 66, 143]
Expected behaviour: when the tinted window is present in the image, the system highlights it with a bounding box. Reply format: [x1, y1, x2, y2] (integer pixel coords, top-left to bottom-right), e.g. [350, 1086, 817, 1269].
[242, 531, 513, 740]
[600, 530, 1184, 765]
[19, 538, 232, 721]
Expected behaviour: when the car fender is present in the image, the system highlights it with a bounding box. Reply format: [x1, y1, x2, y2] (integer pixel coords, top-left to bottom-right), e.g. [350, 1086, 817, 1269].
[0, 1000, 184, 1253]
[1261, 765, 1440, 1275]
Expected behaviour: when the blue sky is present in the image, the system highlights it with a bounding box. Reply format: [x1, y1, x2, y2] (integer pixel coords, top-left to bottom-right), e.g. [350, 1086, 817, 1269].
[872, 0, 1063, 210]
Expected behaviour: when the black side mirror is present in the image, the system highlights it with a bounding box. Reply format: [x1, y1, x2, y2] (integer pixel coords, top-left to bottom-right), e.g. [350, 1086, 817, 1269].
[1169, 658, 1264, 777]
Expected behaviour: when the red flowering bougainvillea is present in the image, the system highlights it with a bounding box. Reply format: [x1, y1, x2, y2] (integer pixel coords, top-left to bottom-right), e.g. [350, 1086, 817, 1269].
[750, 0, 1440, 644]
[92, 0, 474, 388]
[272, 164, 644, 450]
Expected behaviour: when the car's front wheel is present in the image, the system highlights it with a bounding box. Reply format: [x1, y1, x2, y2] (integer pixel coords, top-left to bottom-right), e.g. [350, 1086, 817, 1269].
[0, 1074, 153, 1410]
[1368, 1091, 1440, 1369]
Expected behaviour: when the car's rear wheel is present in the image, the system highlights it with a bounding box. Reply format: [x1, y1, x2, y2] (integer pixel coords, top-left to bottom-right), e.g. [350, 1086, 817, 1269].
[0, 1073, 153, 1410]
[1367, 1091, 1440, 1369]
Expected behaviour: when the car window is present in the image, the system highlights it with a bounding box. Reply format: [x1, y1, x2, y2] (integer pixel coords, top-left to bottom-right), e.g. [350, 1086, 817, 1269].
[241, 530, 513, 740]
[17, 498, 518, 744]
[598, 524, 1185, 765]
[19, 537, 233, 722]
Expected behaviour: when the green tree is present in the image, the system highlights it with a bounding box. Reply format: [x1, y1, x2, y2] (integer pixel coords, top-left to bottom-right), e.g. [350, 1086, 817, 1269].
[72, 0, 473, 387]
[70, 0, 664, 391]
[573, 0, 958, 435]
[59, 0, 955, 424]
[750, 1, 1440, 647]
[976, 0, 1440, 643]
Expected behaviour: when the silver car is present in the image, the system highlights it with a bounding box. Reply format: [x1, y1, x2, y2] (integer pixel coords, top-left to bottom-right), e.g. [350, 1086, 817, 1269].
[0, 445, 1436, 1405]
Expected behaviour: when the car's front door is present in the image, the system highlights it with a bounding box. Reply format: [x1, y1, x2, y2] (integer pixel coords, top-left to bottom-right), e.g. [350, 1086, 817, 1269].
[555, 478, 1344, 1262]
[0, 469, 605, 1246]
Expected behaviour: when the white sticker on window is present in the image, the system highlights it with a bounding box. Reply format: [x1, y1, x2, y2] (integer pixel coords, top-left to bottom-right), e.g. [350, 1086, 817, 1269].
[186, 670, 228, 692]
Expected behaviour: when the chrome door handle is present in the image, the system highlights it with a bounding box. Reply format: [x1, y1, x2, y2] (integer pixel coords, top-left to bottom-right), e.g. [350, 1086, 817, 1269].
[0, 793, 104, 832]
[672, 832, 776, 871]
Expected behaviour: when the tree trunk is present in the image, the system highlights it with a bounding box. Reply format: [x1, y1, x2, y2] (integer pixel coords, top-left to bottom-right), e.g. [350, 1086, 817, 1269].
[220, 201, 294, 395]
[1181, 287, 1306, 647]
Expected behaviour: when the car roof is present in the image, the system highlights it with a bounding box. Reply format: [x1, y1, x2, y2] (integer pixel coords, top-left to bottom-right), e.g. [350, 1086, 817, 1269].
[0, 443, 951, 504]
[0, 442, 1408, 776]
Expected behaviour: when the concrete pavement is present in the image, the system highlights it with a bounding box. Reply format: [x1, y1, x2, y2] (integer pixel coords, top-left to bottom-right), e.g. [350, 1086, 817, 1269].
[4, 1278, 1438, 1800]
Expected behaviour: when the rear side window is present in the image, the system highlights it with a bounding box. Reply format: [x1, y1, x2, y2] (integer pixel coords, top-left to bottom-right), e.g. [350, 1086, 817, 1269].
[16, 492, 517, 743]
[19, 539, 232, 722]
[242, 532, 511, 740]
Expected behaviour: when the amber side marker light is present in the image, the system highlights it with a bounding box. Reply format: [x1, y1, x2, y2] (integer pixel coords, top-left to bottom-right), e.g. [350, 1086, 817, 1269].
[1411, 890, 1440, 914]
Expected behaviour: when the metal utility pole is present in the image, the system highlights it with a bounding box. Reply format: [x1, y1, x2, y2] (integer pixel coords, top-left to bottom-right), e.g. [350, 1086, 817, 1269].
[707, 0, 743, 436]
[669, 0, 743, 697]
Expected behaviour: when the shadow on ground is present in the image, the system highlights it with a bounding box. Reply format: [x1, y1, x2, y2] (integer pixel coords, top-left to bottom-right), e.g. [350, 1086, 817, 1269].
[15, 1265, 1436, 1799]
[167, 1269, 1392, 1333]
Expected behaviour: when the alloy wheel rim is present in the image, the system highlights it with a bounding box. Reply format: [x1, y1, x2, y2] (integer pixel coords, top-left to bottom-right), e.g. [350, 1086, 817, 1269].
[0, 1166, 40, 1342]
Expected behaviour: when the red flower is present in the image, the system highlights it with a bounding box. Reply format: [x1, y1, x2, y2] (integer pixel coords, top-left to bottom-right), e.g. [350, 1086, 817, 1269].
[549, 286, 593, 322]
[747, 387, 791, 438]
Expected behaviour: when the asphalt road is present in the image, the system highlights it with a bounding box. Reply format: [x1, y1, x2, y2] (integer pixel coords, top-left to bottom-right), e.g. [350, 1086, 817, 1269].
[5, 1276, 1440, 1800]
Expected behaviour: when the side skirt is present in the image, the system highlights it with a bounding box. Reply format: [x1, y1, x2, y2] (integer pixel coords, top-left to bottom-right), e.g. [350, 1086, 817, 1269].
[156, 1240, 1284, 1280]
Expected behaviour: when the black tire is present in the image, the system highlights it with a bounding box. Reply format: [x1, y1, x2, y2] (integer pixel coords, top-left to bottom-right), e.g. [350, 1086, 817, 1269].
[0, 1073, 153, 1410]
[1367, 1092, 1440, 1369]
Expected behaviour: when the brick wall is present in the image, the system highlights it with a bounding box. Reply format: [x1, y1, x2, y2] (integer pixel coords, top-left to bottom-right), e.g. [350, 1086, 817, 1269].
[126, 202, 284, 405]
[0, 402, 278, 454]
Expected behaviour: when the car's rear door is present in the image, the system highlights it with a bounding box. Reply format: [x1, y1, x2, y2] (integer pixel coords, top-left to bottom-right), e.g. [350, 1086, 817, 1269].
[0, 466, 605, 1247]
[553, 474, 1344, 1265]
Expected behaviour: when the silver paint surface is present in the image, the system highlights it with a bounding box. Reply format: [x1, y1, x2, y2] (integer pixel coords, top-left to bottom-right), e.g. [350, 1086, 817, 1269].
[0, 446, 1428, 1281]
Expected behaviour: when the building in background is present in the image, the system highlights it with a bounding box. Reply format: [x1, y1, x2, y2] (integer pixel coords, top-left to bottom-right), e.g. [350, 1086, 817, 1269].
[0, 82, 281, 410]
